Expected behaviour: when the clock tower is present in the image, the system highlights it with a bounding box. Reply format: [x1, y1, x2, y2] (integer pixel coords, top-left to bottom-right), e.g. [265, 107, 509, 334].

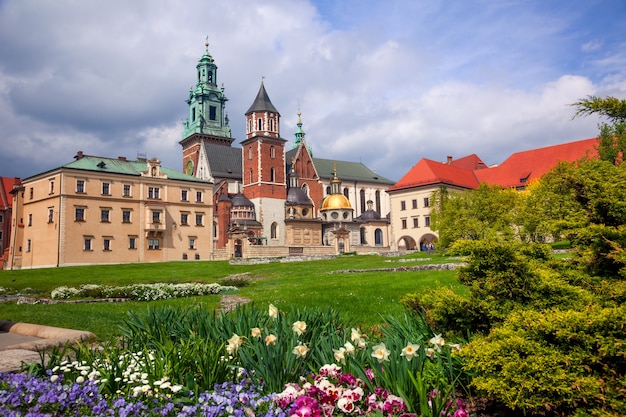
[180, 39, 233, 179]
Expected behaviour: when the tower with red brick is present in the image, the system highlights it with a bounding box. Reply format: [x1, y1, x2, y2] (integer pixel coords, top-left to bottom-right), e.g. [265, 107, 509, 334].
[241, 81, 287, 244]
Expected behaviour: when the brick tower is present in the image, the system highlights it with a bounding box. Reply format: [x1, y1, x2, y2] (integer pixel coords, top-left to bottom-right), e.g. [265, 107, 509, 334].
[241, 81, 287, 245]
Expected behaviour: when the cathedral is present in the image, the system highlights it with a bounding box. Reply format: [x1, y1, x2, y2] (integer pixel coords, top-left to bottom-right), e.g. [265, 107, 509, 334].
[179, 42, 394, 258]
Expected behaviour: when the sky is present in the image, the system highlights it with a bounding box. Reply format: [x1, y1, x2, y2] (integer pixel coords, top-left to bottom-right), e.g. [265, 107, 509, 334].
[1, 0, 625, 182]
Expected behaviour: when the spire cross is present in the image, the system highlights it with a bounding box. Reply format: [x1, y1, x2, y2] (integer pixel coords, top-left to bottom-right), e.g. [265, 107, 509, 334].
[205, 36, 209, 51]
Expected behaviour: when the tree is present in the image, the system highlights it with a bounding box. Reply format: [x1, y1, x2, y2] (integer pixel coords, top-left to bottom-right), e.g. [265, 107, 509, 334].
[430, 183, 520, 249]
[573, 95, 626, 165]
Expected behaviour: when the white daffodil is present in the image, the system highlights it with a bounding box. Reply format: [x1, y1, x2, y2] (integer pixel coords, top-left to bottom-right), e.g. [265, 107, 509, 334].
[292, 320, 307, 336]
[400, 342, 421, 362]
[269, 304, 278, 319]
[292, 343, 309, 358]
[429, 333, 445, 351]
[371, 343, 391, 363]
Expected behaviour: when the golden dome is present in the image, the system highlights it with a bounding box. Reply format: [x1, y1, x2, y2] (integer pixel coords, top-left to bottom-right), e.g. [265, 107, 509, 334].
[321, 194, 352, 210]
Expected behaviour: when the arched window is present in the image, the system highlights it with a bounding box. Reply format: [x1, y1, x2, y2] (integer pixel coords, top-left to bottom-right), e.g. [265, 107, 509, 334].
[270, 146, 275, 159]
[360, 189, 366, 213]
[270, 167, 275, 182]
[249, 169, 253, 183]
[271, 222, 278, 239]
[326, 186, 331, 195]
[257, 118, 263, 131]
[301, 183, 309, 196]
[360, 227, 367, 245]
[343, 188, 349, 198]
[375, 229, 383, 246]
[375, 190, 381, 214]
[213, 222, 218, 238]
[270, 119, 275, 131]
[248, 119, 252, 134]
[248, 147, 253, 160]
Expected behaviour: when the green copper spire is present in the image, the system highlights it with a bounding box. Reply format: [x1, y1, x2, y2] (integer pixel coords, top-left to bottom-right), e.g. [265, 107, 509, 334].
[292, 109, 313, 156]
[182, 38, 231, 139]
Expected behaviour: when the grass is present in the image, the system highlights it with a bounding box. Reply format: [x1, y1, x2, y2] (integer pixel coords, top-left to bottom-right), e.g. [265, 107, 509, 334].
[0, 253, 464, 340]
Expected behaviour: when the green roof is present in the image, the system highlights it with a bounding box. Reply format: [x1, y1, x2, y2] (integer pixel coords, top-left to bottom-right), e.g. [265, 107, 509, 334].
[312, 157, 394, 184]
[56, 155, 210, 183]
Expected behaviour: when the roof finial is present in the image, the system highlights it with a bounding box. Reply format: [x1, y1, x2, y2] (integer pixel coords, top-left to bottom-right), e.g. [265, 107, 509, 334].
[205, 36, 209, 52]
[261, 75, 265, 84]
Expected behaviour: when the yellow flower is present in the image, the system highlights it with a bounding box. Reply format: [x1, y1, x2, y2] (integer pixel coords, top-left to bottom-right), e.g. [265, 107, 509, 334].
[251, 327, 262, 338]
[371, 342, 390, 363]
[292, 320, 307, 336]
[400, 342, 420, 361]
[268, 304, 278, 319]
[265, 334, 277, 346]
[292, 342, 309, 358]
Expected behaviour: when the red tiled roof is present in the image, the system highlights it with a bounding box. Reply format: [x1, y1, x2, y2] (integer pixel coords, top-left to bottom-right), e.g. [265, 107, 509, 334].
[387, 158, 480, 192]
[448, 153, 487, 170]
[0, 177, 22, 210]
[388, 138, 599, 192]
[474, 138, 599, 188]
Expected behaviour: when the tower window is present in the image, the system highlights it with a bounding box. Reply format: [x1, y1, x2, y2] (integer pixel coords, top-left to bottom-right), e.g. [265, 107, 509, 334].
[257, 118, 262, 130]
[271, 222, 278, 239]
[270, 168, 275, 182]
[192, 108, 196, 122]
[270, 119, 275, 131]
[209, 105, 217, 121]
[270, 146, 275, 159]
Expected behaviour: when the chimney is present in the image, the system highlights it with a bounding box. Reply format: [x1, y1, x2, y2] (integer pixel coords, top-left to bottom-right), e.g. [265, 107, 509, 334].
[446, 156, 453, 164]
[75, 151, 84, 159]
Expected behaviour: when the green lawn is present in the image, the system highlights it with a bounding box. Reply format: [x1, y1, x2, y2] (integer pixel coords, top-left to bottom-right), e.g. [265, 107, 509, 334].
[0, 253, 464, 339]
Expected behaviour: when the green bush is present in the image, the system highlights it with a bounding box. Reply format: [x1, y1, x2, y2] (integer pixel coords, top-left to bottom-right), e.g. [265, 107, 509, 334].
[462, 305, 626, 416]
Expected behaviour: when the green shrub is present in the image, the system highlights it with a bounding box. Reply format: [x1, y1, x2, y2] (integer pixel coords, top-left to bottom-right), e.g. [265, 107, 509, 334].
[462, 305, 626, 416]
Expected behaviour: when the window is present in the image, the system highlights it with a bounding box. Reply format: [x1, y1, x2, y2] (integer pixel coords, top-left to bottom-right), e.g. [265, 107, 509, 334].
[209, 105, 216, 120]
[123, 184, 131, 197]
[270, 119, 275, 131]
[213, 222, 217, 238]
[129, 237, 136, 249]
[412, 199, 418, 209]
[181, 190, 188, 201]
[343, 188, 349, 198]
[195, 213, 203, 226]
[425, 216, 431, 227]
[375, 229, 383, 246]
[401, 218, 407, 229]
[360, 227, 366, 245]
[180, 213, 188, 225]
[182, 253, 188, 260]
[196, 191, 202, 202]
[148, 187, 160, 199]
[270, 168, 275, 182]
[189, 238, 196, 249]
[29, 188, 33, 200]
[28, 214, 32, 226]
[49, 180, 55, 194]
[26, 239, 31, 252]
[75, 207, 85, 222]
[48, 208, 54, 223]
[413, 217, 419, 228]
[423, 197, 430, 208]
[102, 182, 110, 195]
[76, 180, 85, 193]
[148, 239, 160, 250]
[84, 238, 92, 251]
[0, 213, 3, 223]
[100, 209, 110, 222]
[271, 222, 278, 239]
[122, 210, 131, 223]
[400, 201, 406, 211]
[326, 186, 331, 195]
[195, 253, 200, 260]
[360, 190, 366, 213]
[248, 119, 252, 134]
[257, 118, 262, 130]
[375, 190, 381, 214]
[103, 238, 111, 251]
[270, 146, 275, 159]
[249, 169, 253, 183]
[248, 147, 252, 160]
[152, 211, 161, 223]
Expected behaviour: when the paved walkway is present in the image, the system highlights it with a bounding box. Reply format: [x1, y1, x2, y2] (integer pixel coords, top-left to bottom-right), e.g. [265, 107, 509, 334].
[0, 321, 95, 373]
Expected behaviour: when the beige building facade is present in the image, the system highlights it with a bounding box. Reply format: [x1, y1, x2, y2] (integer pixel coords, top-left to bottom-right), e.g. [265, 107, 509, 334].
[7, 153, 213, 269]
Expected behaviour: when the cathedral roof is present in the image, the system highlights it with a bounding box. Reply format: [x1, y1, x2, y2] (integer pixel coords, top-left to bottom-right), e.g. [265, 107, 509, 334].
[286, 187, 313, 206]
[321, 194, 352, 210]
[203, 143, 242, 180]
[358, 209, 382, 221]
[231, 192, 254, 207]
[246, 81, 279, 114]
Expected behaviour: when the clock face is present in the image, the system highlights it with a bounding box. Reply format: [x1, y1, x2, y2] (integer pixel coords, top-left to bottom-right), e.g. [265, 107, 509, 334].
[185, 160, 194, 176]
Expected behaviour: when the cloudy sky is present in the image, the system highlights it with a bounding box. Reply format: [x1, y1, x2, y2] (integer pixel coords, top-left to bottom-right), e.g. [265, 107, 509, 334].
[1, 0, 625, 182]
